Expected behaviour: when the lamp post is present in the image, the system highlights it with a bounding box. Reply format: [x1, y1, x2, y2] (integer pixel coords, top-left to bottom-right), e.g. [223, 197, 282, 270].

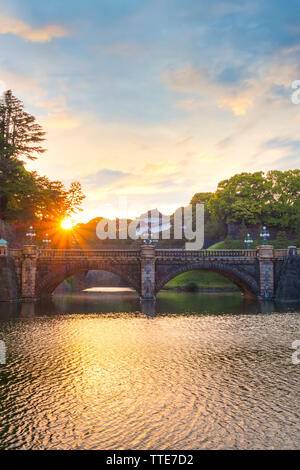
[26, 226, 36, 244]
[244, 233, 253, 250]
[42, 233, 51, 247]
[143, 238, 158, 247]
[260, 226, 270, 245]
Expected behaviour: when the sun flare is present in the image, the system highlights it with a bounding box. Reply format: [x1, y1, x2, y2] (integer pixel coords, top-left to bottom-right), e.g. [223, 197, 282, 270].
[61, 219, 75, 230]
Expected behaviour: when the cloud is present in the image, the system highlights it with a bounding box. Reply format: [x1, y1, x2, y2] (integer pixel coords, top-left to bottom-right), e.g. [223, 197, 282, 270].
[0, 14, 68, 42]
[1, 0, 297, 222]
[82, 169, 130, 188]
[260, 137, 300, 170]
[263, 137, 300, 150]
[163, 58, 298, 116]
[37, 96, 80, 130]
[218, 94, 253, 116]
[163, 65, 254, 115]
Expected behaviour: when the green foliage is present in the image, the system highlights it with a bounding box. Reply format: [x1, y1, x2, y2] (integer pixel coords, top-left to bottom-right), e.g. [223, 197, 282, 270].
[275, 231, 289, 248]
[204, 217, 227, 241]
[33, 177, 85, 223]
[207, 170, 300, 230]
[208, 172, 266, 225]
[0, 90, 85, 224]
[166, 270, 237, 289]
[209, 236, 296, 250]
[0, 154, 85, 223]
[0, 157, 36, 219]
[185, 281, 199, 292]
[190, 192, 213, 205]
[294, 216, 300, 247]
[264, 170, 300, 229]
[66, 276, 75, 286]
[189, 191, 226, 242]
[221, 236, 247, 249]
[210, 236, 260, 249]
[239, 222, 248, 243]
[0, 90, 46, 161]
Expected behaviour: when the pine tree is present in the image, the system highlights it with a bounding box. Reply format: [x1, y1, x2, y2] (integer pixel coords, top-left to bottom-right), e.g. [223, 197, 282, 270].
[275, 231, 288, 248]
[0, 90, 46, 216]
[0, 89, 46, 161]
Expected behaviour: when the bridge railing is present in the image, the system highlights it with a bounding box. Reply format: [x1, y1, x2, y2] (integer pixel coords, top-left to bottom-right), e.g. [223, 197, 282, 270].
[155, 249, 258, 258]
[38, 248, 141, 259]
[0, 245, 7, 256]
[9, 246, 298, 260]
[273, 249, 288, 258]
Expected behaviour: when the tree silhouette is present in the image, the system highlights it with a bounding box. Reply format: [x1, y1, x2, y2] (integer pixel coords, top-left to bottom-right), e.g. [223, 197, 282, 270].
[0, 89, 46, 161]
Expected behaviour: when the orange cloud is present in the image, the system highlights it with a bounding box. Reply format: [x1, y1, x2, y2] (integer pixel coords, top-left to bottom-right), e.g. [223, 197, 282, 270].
[219, 94, 253, 116]
[163, 65, 254, 116]
[0, 14, 68, 42]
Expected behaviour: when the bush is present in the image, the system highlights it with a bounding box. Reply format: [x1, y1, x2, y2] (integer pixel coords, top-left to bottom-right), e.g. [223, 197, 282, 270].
[186, 282, 199, 292]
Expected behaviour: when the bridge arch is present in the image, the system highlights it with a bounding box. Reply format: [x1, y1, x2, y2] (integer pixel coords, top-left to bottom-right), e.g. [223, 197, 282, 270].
[36, 260, 141, 296]
[155, 261, 259, 298]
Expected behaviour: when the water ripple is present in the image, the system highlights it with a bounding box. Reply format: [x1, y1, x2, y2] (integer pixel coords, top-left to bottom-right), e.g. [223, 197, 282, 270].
[0, 307, 299, 449]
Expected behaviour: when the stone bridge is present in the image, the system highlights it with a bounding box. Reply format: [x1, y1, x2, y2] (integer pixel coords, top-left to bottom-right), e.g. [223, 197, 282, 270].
[1, 244, 298, 302]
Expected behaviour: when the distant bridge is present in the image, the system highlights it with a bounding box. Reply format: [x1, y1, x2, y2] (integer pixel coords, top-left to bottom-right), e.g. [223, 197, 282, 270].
[5, 244, 298, 301]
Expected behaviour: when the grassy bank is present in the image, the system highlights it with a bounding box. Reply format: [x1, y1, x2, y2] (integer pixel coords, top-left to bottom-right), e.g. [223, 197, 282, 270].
[209, 238, 297, 250]
[165, 270, 238, 291]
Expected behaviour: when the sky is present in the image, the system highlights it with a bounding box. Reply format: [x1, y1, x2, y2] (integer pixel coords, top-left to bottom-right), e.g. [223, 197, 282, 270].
[0, 0, 300, 221]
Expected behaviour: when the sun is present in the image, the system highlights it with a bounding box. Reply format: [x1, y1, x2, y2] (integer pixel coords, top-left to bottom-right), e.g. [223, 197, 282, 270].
[61, 219, 75, 230]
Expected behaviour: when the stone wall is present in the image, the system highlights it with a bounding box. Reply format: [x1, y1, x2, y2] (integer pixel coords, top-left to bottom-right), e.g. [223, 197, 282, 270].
[275, 255, 300, 301]
[0, 256, 19, 301]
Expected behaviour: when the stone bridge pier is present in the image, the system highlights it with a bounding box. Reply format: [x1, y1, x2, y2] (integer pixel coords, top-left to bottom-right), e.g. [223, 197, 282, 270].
[140, 244, 156, 299]
[258, 245, 275, 299]
[19, 245, 38, 301]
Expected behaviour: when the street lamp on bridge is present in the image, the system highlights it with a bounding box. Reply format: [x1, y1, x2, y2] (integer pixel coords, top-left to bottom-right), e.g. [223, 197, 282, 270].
[143, 238, 159, 247]
[42, 233, 51, 247]
[260, 226, 270, 245]
[244, 233, 253, 250]
[26, 226, 36, 244]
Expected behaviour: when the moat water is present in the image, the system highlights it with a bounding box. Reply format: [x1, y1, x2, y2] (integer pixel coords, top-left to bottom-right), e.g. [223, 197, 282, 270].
[0, 291, 299, 450]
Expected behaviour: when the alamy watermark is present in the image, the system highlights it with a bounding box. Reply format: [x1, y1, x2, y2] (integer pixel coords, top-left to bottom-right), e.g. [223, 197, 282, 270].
[0, 340, 6, 365]
[96, 201, 204, 250]
[291, 80, 300, 104]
